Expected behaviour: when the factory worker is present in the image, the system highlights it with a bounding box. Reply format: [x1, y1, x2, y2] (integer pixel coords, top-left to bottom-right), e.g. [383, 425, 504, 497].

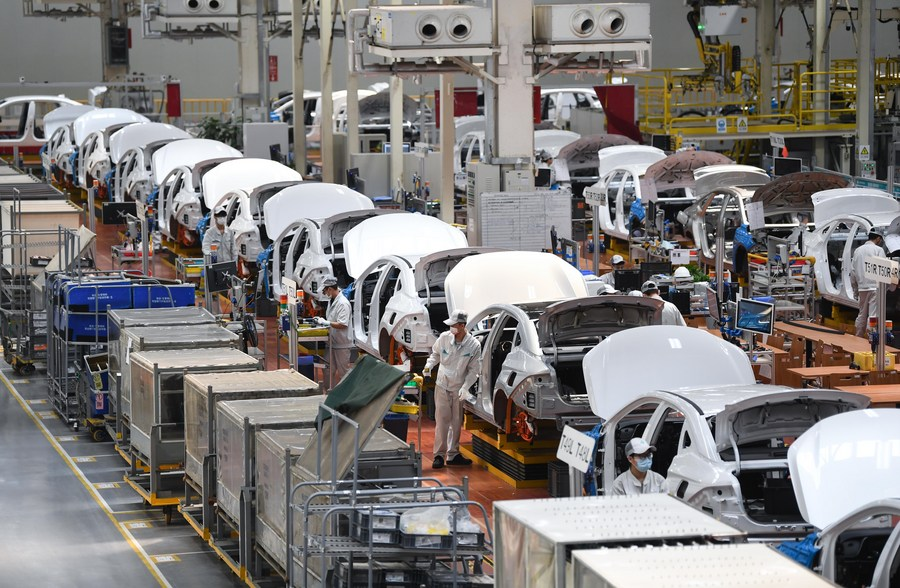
[314, 276, 354, 389]
[423, 309, 482, 469]
[850, 228, 887, 337]
[611, 437, 669, 496]
[202, 207, 228, 263]
[597, 254, 626, 287]
[641, 280, 687, 326]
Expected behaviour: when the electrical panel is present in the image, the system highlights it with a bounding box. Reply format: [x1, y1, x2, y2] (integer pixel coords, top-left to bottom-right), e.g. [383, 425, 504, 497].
[369, 5, 493, 50]
[700, 5, 750, 36]
[533, 3, 651, 44]
[466, 162, 501, 247]
[157, 0, 239, 19]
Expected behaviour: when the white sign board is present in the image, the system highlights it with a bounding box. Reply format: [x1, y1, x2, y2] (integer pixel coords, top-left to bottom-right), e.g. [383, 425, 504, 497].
[736, 116, 748, 134]
[716, 118, 727, 134]
[857, 144, 871, 161]
[281, 277, 297, 304]
[670, 248, 692, 265]
[556, 425, 595, 473]
[745, 200, 766, 231]
[863, 256, 900, 285]
[769, 133, 786, 148]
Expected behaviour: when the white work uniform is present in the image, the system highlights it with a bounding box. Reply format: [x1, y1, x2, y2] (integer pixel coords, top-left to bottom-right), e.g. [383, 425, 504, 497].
[648, 293, 686, 326]
[424, 330, 482, 460]
[217, 226, 236, 264]
[851, 239, 885, 337]
[597, 271, 617, 287]
[611, 468, 669, 496]
[202, 222, 225, 260]
[325, 291, 353, 388]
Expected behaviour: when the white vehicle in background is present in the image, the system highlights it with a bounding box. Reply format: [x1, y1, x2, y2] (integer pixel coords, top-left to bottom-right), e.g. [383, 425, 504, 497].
[267, 184, 375, 300]
[154, 139, 243, 246]
[553, 133, 638, 196]
[454, 129, 581, 191]
[583, 145, 666, 240]
[203, 159, 303, 270]
[539, 87, 604, 129]
[74, 108, 149, 189]
[676, 165, 772, 263]
[806, 187, 900, 310]
[108, 122, 191, 203]
[454, 115, 484, 144]
[270, 90, 321, 127]
[587, 325, 869, 538]
[789, 409, 900, 587]
[306, 90, 377, 144]
[352, 247, 500, 364]
[40, 104, 97, 181]
[0, 94, 79, 157]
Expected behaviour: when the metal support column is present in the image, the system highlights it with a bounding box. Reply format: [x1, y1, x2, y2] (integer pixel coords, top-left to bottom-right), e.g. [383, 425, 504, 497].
[321, 0, 335, 183]
[756, 0, 776, 115]
[813, 0, 829, 165]
[390, 77, 404, 200]
[856, 0, 876, 176]
[439, 74, 455, 223]
[292, 0, 307, 174]
[346, 0, 361, 167]
[239, 0, 262, 119]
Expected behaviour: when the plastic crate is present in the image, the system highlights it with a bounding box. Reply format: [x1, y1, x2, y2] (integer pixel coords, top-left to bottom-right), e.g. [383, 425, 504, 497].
[59, 310, 109, 341]
[450, 531, 484, 548]
[335, 560, 425, 585]
[350, 523, 401, 546]
[547, 461, 570, 498]
[132, 284, 196, 309]
[400, 532, 447, 550]
[427, 572, 494, 587]
[62, 281, 133, 311]
[353, 509, 401, 531]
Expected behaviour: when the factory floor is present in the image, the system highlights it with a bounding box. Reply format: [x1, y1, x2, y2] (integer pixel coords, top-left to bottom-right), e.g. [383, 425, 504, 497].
[0, 205, 564, 586]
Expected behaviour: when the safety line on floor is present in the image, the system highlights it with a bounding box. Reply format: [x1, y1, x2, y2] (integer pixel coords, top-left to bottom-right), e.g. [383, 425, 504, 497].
[0, 370, 172, 588]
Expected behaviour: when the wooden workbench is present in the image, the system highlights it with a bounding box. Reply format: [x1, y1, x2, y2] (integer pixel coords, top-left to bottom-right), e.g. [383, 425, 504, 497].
[835, 384, 900, 407]
[774, 320, 900, 368]
[787, 366, 869, 389]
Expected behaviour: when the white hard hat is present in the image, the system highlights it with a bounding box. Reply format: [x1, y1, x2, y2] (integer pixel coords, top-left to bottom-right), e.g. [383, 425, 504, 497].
[673, 266, 691, 282]
[610, 254, 625, 266]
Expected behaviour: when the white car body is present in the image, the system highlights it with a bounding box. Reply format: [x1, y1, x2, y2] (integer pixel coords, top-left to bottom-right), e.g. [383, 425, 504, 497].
[789, 409, 900, 587]
[539, 87, 603, 128]
[584, 145, 667, 240]
[0, 94, 79, 155]
[352, 247, 501, 362]
[108, 123, 191, 203]
[587, 325, 868, 538]
[153, 139, 243, 240]
[73, 108, 149, 188]
[677, 165, 772, 262]
[806, 188, 900, 309]
[270, 90, 321, 126]
[454, 129, 581, 191]
[465, 295, 662, 435]
[40, 104, 97, 180]
[221, 180, 305, 266]
[306, 90, 377, 144]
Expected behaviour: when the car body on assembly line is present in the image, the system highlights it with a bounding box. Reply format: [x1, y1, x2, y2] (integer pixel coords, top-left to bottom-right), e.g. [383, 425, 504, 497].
[586, 325, 869, 538]
[789, 409, 900, 588]
[153, 139, 243, 245]
[73, 108, 149, 189]
[552, 133, 638, 196]
[0, 94, 80, 157]
[806, 187, 900, 310]
[267, 183, 375, 300]
[40, 104, 97, 182]
[108, 122, 191, 204]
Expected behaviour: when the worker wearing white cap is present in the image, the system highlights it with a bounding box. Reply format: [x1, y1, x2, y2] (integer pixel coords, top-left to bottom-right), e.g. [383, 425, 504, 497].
[611, 437, 669, 496]
[314, 276, 354, 389]
[642, 280, 686, 326]
[850, 227, 887, 337]
[423, 309, 482, 469]
[597, 254, 626, 287]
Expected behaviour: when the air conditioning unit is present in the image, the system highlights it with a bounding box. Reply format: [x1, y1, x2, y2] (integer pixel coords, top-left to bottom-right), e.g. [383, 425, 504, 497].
[368, 5, 493, 50]
[158, 0, 239, 19]
[533, 3, 651, 44]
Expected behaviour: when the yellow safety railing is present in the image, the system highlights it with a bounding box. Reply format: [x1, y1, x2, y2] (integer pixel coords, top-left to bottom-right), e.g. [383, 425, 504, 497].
[152, 98, 233, 123]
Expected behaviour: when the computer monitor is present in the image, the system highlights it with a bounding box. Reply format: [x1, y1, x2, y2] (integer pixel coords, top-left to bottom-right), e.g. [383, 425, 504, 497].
[773, 157, 803, 177]
[535, 168, 552, 187]
[102, 202, 137, 225]
[706, 286, 721, 321]
[736, 298, 775, 336]
[614, 269, 642, 293]
[207, 260, 237, 293]
[346, 168, 360, 190]
[639, 261, 673, 285]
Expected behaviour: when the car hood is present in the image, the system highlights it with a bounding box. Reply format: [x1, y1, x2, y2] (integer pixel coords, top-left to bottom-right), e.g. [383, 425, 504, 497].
[444, 251, 588, 319]
[534, 130, 581, 158]
[343, 214, 467, 279]
[263, 183, 373, 237]
[788, 408, 899, 530]
[640, 151, 733, 202]
[583, 326, 755, 420]
[152, 139, 242, 185]
[413, 247, 506, 292]
[202, 158, 303, 209]
[750, 171, 850, 215]
[321, 209, 397, 252]
[597, 145, 666, 178]
[108, 123, 190, 162]
[536, 295, 662, 346]
[812, 187, 900, 226]
[556, 133, 638, 166]
[692, 164, 770, 198]
[44, 105, 98, 139]
[73, 108, 149, 144]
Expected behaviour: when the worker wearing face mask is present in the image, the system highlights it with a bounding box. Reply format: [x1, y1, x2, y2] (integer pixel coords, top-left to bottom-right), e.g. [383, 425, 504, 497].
[202, 207, 228, 263]
[313, 276, 354, 389]
[850, 228, 887, 338]
[597, 254, 626, 287]
[423, 309, 482, 469]
[611, 437, 669, 496]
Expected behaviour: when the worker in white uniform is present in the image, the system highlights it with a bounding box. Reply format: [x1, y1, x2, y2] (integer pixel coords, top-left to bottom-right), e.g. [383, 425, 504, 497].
[641, 280, 687, 326]
[597, 254, 626, 287]
[850, 228, 887, 337]
[611, 438, 669, 496]
[202, 207, 228, 263]
[313, 276, 354, 389]
[423, 309, 482, 469]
